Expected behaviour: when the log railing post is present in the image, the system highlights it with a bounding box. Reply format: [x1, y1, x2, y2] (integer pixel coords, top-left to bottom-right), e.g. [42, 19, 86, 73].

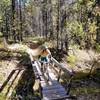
[39, 81, 43, 98]
[57, 69, 62, 82]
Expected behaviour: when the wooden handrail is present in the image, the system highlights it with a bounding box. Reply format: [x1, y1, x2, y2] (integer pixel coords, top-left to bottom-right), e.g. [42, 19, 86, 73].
[29, 55, 72, 99]
[51, 57, 73, 76]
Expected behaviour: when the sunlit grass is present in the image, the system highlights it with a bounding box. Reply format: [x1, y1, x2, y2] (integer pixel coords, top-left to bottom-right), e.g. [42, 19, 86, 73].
[71, 87, 100, 95]
[94, 43, 100, 53]
[67, 54, 76, 63]
[0, 93, 6, 100]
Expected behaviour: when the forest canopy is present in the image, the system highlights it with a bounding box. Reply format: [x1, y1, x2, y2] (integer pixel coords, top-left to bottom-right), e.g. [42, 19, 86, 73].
[0, 0, 100, 51]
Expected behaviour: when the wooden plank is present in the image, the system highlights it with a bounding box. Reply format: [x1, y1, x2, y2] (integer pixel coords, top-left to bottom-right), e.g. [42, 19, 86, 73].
[42, 80, 64, 89]
[43, 94, 67, 99]
[47, 66, 57, 81]
[43, 92, 67, 97]
[41, 67, 68, 100]
[43, 85, 66, 94]
[42, 84, 63, 90]
[32, 61, 42, 76]
[51, 57, 72, 76]
[31, 59, 48, 83]
[43, 93, 67, 100]
[43, 89, 66, 94]
[43, 95, 69, 100]
[30, 58, 47, 90]
[29, 55, 69, 100]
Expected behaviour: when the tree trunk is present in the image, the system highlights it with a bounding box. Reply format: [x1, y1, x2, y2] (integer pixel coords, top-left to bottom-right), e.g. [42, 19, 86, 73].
[12, 0, 16, 42]
[56, 0, 60, 50]
[96, 14, 100, 44]
[19, 0, 23, 41]
[5, 10, 9, 40]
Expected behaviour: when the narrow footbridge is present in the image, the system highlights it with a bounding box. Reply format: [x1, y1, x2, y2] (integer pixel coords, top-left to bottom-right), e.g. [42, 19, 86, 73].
[0, 49, 73, 100]
[31, 56, 73, 100]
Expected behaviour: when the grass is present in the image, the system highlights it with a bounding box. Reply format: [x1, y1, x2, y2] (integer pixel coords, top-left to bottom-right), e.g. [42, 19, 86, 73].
[67, 54, 76, 64]
[71, 86, 100, 95]
[0, 74, 4, 83]
[0, 83, 13, 100]
[0, 93, 6, 100]
[94, 43, 100, 53]
[61, 66, 100, 98]
[73, 72, 88, 79]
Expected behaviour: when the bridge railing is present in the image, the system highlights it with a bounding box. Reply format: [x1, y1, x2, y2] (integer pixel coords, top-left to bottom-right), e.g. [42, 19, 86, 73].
[51, 57, 73, 82]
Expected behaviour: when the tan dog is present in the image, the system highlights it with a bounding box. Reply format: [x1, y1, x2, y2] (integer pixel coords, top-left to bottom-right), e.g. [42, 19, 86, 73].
[26, 42, 51, 61]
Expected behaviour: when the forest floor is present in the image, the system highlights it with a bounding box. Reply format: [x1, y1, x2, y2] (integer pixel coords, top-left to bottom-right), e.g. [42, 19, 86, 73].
[0, 43, 100, 100]
[61, 49, 100, 100]
[49, 44, 100, 100]
[0, 51, 39, 100]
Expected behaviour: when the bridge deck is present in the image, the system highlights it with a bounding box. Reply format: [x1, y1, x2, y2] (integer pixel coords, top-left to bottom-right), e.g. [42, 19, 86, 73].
[42, 82, 68, 100]
[31, 59, 69, 100]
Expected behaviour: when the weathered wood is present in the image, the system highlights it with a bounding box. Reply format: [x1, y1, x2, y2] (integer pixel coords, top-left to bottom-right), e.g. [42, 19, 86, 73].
[29, 54, 69, 100]
[41, 65, 68, 100]
[50, 63, 59, 73]
[33, 61, 42, 76]
[57, 69, 62, 82]
[43, 95, 69, 100]
[47, 66, 57, 81]
[51, 57, 72, 76]
[43, 87, 66, 93]
[43, 92, 68, 100]
[43, 84, 63, 90]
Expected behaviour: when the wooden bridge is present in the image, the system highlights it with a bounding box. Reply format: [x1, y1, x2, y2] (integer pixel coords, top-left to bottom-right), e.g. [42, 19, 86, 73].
[31, 56, 73, 100]
[0, 48, 74, 100]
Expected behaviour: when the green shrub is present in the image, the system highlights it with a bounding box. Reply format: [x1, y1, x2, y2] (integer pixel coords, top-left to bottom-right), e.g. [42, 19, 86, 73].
[67, 54, 76, 63]
[95, 43, 100, 52]
[0, 32, 3, 37]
